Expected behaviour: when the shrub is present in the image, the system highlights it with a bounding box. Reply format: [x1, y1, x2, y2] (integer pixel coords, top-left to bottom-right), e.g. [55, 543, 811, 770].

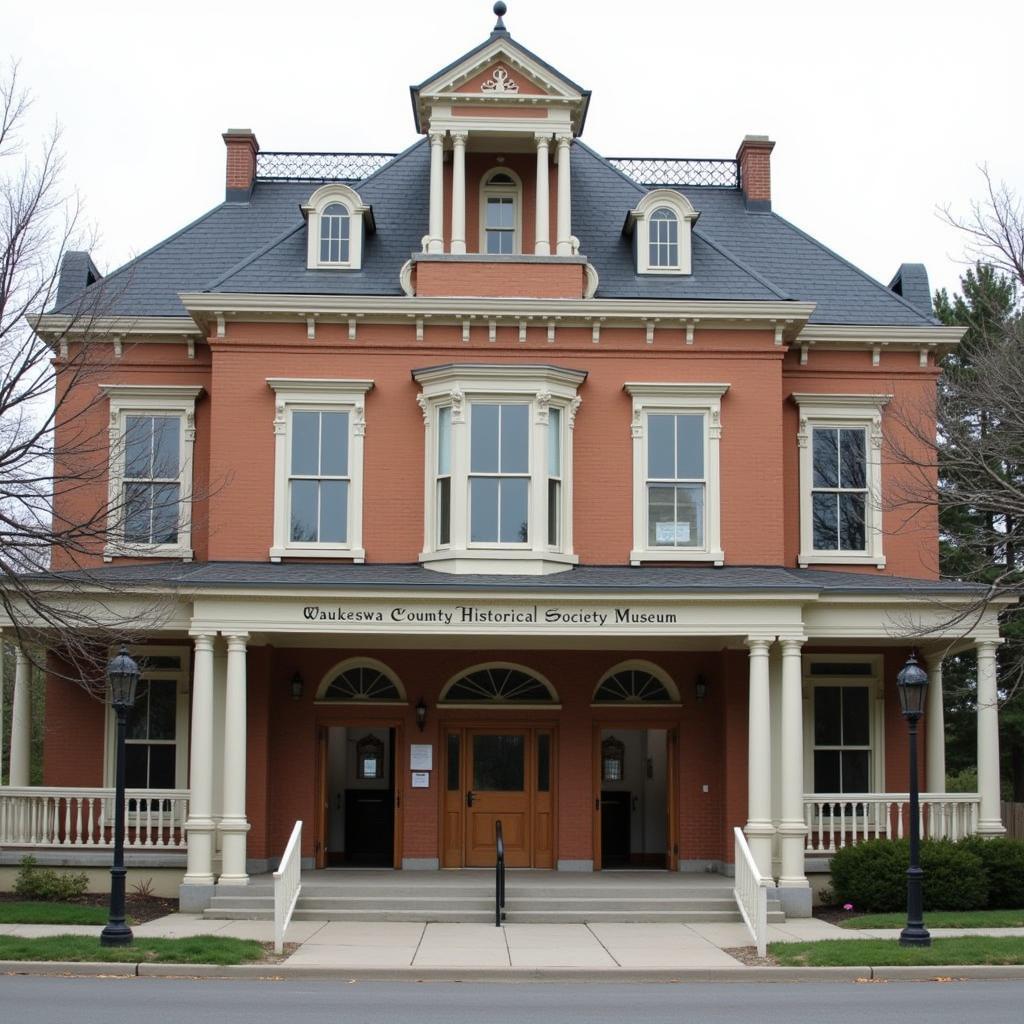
[921, 840, 988, 910]
[961, 837, 1024, 909]
[13, 856, 89, 902]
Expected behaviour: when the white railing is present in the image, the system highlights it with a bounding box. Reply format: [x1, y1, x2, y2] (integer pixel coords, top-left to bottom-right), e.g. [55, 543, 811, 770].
[273, 820, 303, 955]
[0, 788, 189, 851]
[733, 826, 770, 959]
[804, 792, 981, 852]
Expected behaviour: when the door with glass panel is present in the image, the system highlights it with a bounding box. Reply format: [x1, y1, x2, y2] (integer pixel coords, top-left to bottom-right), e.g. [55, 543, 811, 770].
[465, 730, 532, 867]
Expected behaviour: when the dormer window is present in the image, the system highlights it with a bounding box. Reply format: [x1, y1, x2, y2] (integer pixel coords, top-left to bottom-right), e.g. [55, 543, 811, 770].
[626, 189, 698, 275]
[302, 183, 373, 270]
[480, 169, 522, 254]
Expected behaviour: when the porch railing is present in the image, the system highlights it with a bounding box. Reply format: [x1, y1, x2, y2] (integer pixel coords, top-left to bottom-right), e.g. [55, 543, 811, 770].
[273, 820, 303, 955]
[733, 827, 769, 959]
[0, 788, 189, 851]
[803, 793, 981, 852]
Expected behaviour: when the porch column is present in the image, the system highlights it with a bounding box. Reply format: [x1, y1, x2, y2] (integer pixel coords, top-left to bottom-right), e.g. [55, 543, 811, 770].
[777, 637, 810, 894]
[745, 637, 774, 877]
[219, 632, 250, 884]
[9, 648, 32, 787]
[534, 134, 551, 255]
[975, 640, 1005, 835]
[183, 634, 216, 886]
[925, 658, 946, 793]
[555, 135, 573, 256]
[450, 131, 467, 255]
[427, 130, 445, 254]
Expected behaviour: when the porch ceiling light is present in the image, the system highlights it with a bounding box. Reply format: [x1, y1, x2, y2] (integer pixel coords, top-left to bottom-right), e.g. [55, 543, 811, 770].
[290, 671, 304, 701]
[106, 646, 139, 710]
[416, 697, 428, 732]
[896, 653, 928, 720]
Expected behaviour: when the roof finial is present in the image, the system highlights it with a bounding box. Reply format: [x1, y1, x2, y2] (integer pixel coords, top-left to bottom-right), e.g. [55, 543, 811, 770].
[492, 1, 508, 33]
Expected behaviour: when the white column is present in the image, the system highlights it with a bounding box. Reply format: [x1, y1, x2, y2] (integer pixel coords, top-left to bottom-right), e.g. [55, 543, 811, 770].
[975, 640, 1005, 835]
[534, 135, 551, 256]
[219, 632, 250, 884]
[9, 648, 32, 787]
[449, 131, 467, 255]
[745, 637, 774, 877]
[778, 638, 809, 889]
[183, 634, 216, 886]
[925, 658, 946, 793]
[555, 135, 572, 256]
[427, 131, 445, 254]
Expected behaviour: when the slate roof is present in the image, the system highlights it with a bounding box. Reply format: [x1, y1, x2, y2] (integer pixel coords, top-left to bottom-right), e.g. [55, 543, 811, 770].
[25, 561, 981, 597]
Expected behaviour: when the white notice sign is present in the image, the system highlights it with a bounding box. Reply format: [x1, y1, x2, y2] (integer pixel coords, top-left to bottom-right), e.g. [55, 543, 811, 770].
[411, 772, 430, 789]
[410, 744, 433, 771]
[656, 521, 690, 544]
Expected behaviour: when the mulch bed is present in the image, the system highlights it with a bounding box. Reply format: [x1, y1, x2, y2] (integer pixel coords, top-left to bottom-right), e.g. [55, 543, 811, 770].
[0, 892, 177, 924]
[723, 945, 779, 966]
[813, 905, 866, 926]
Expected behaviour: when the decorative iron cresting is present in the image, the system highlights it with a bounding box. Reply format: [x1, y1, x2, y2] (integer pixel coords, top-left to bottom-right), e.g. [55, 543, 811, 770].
[256, 152, 398, 182]
[607, 157, 739, 189]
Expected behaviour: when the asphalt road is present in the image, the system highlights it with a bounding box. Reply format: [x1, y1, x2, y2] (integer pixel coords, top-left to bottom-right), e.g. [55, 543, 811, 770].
[1, 977, 1023, 1023]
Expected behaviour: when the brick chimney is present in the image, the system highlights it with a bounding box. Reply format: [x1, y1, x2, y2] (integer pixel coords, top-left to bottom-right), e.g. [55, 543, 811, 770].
[223, 128, 259, 202]
[736, 135, 775, 211]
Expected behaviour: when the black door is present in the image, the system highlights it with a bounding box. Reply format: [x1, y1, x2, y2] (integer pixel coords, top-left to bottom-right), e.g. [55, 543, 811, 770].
[600, 790, 631, 867]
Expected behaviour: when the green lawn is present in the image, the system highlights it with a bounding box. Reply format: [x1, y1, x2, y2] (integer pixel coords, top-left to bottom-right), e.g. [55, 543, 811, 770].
[0, 902, 118, 926]
[0, 935, 264, 965]
[772, 937, 1024, 967]
[839, 909, 1024, 930]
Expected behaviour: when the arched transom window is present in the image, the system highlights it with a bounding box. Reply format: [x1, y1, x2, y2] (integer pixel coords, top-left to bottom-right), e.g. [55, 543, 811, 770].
[441, 664, 557, 704]
[317, 659, 405, 703]
[594, 663, 680, 704]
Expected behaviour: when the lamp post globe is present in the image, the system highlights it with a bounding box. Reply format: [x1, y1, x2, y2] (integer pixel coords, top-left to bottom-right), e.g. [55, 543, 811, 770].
[897, 652, 931, 948]
[100, 645, 139, 948]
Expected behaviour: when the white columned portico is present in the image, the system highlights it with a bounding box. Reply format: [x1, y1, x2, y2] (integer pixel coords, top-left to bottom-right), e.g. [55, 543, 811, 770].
[975, 639, 1005, 835]
[555, 135, 572, 256]
[745, 637, 774, 877]
[9, 648, 32, 787]
[925, 657, 946, 793]
[219, 632, 251, 884]
[777, 637, 810, 900]
[183, 634, 216, 888]
[427, 130, 446, 254]
[534, 134, 551, 255]
[450, 131, 467, 255]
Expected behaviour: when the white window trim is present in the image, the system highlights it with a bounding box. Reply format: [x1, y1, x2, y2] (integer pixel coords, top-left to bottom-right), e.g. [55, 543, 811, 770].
[802, 653, 885, 795]
[267, 378, 374, 562]
[627, 188, 698, 275]
[302, 182, 373, 270]
[100, 384, 203, 562]
[103, 645, 190, 791]
[792, 393, 891, 568]
[625, 382, 728, 565]
[414, 364, 584, 575]
[478, 167, 524, 255]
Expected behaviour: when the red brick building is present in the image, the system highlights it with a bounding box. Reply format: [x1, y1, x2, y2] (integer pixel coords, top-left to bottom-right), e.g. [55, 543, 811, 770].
[2, 6, 1006, 918]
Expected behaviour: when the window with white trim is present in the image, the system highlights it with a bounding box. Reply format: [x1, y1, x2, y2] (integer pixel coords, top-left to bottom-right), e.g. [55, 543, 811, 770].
[792, 394, 890, 568]
[627, 189, 698, 275]
[625, 383, 728, 564]
[267, 378, 373, 561]
[302, 182, 373, 270]
[479, 169, 522, 255]
[100, 385, 203, 562]
[415, 364, 584, 575]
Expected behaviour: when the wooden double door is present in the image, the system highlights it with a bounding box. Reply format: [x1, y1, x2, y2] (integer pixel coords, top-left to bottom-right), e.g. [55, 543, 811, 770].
[442, 725, 555, 868]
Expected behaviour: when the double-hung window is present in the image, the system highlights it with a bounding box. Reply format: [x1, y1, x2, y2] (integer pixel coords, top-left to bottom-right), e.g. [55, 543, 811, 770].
[268, 379, 373, 561]
[480, 170, 521, 255]
[792, 394, 890, 567]
[469, 403, 530, 544]
[648, 208, 680, 268]
[625, 383, 728, 564]
[101, 385, 203, 562]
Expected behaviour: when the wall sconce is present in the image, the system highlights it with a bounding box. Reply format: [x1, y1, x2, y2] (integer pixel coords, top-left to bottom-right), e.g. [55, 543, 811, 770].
[290, 671, 304, 702]
[416, 698, 428, 732]
[694, 675, 708, 703]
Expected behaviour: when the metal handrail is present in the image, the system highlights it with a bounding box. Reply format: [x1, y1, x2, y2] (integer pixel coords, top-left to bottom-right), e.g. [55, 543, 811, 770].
[495, 819, 506, 927]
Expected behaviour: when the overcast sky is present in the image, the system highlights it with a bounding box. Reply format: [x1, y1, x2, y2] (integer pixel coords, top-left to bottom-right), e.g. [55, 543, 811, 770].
[6, 0, 1022, 302]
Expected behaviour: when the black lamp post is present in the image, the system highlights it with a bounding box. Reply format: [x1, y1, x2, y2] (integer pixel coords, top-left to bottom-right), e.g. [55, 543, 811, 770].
[896, 652, 931, 948]
[100, 645, 139, 948]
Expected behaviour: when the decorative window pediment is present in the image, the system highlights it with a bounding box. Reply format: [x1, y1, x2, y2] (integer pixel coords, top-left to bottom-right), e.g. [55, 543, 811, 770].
[440, 664, 558, 705]
[626, 189, 698, 276]
[302, 183, 374, 270]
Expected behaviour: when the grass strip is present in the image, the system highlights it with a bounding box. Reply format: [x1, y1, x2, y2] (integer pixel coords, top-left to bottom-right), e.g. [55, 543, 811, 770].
[772, 937, 1024, 967]
[838, 909, 1024, 930]
[0, 935, 264, 965]
[0, 902, 118, 926]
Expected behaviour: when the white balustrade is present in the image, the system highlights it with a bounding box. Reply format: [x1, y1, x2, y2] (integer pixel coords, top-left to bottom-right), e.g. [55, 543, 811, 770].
[803, 793, 981, 852]
[0, 788, 189, 851]
[733, 826, 770, 959]
[273, 820, 303, 955]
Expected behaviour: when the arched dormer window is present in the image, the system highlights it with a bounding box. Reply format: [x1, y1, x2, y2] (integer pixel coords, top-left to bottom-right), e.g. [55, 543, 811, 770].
[479, 168, 522, 255]
[302, 183, 374, 271]
[626, 188, 698, 276]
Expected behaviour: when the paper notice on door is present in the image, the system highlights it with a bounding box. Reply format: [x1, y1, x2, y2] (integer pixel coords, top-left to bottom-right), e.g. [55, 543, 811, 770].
[410, 744, 433, 771]
[411, 772, 430, 789]
[656, 521, 690, 544]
